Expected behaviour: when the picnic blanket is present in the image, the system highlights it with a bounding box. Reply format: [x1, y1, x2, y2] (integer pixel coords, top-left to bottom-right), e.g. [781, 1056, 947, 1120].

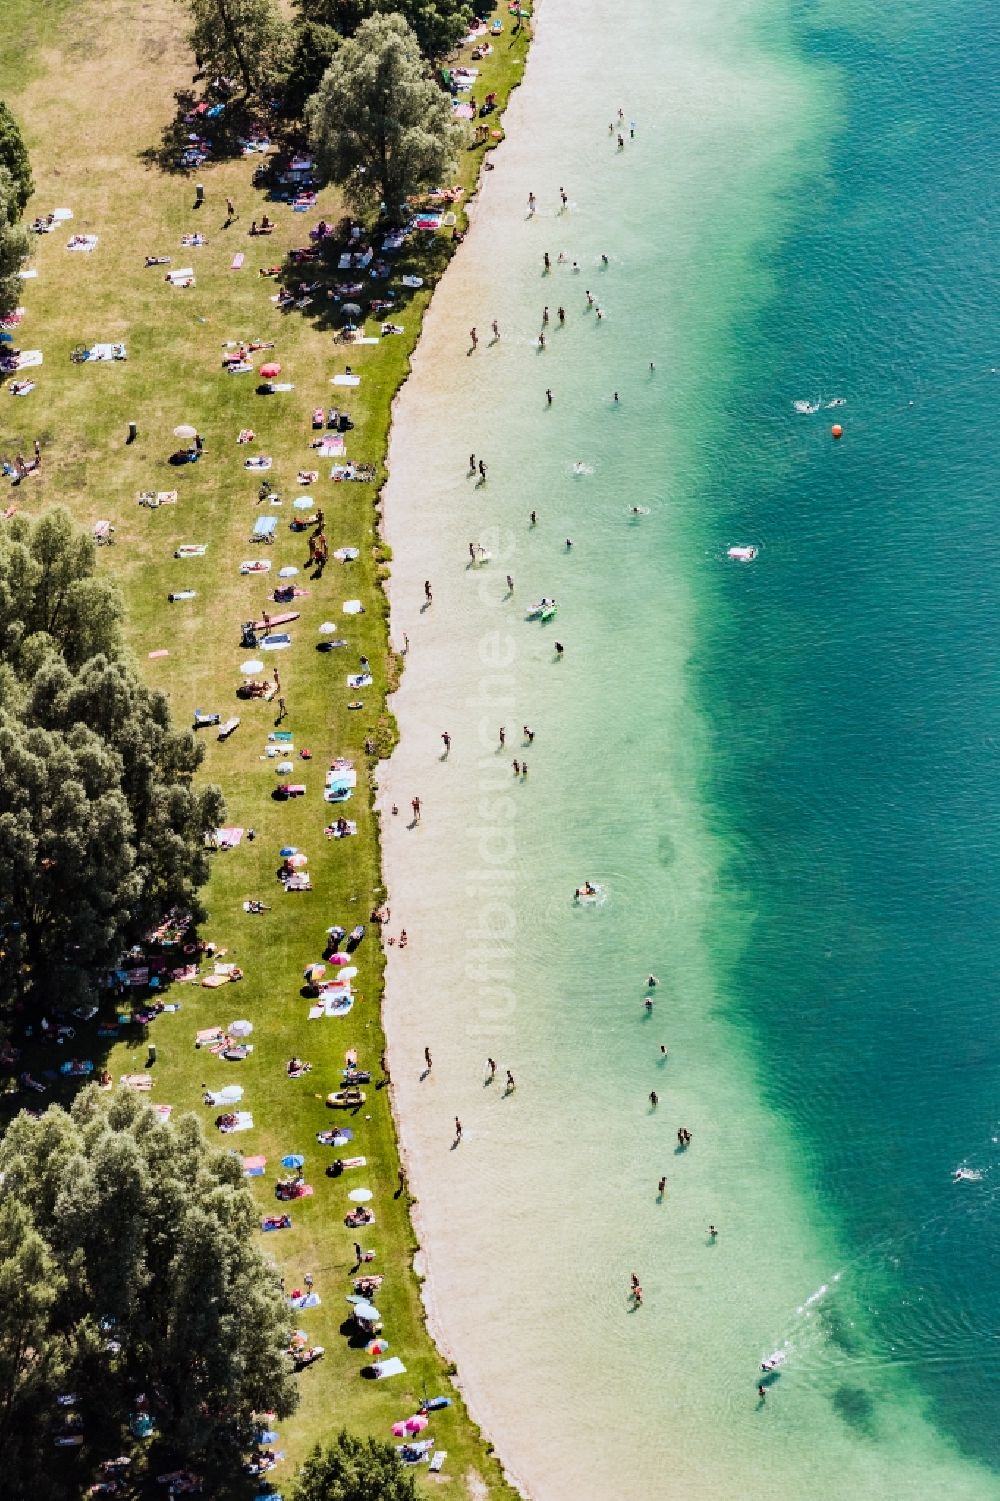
[205, 1085, 243, 1106]
[252, 516, 277, 541]
[66, 234, 98, 251]
[86, 342, 126, 361]
[15, 350, 42, 369]
[167, 266, 194, 284]
[308, 994, 353, 1019]
[218, 1111, 253, 1133]
[242, 1155, 267, 1177]
[215, 826, 244, 847]
[331, 373, 360, 387]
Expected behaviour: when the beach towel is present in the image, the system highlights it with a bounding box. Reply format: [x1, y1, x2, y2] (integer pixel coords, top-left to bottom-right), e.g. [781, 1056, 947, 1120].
[121, 1074, 152, 1091]
[251, 516, 277, 541]
[333, 547, 359, 562]
[347, 674, 372, 689]
[7, 379, 34, 394]
[308, 994, 353, 1019]
[317, 436, 345, 456]
[215, 826, 244, 847]
[242, 1155, 267, 1176]
[221, 1111, 253, 1133]
[245, 455, 272, 470]
[196, 1027, 225, 1046]
[200, 973, 229, 989]
[343, 600, 364, 614]
[240, 559, 272, 574]
[18, 268, 37, 278]
[326, 768, 357, 791]
[87, 342, 127, 361]
[167, 266, 194, 283]
[290, 1291, 321, 1310]
[261, 633, 291, 649]
[429, 1452, 447, 1473]
[204, 1085, 243, 1106]
[152, 1103, 173, 1122]
[147, 649, 168, 659]
[16, 350, 42, 368]
[175, 544, 207, 558]
[331, 373, 360, 387]
[66, 235, 98, 251]
[400, 275, 424, 289]
[371, 1357, 406, 1380]
[451, 102, 475, 120]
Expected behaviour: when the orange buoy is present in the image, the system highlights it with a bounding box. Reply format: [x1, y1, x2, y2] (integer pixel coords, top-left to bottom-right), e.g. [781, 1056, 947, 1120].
[831, 424, 843, 439]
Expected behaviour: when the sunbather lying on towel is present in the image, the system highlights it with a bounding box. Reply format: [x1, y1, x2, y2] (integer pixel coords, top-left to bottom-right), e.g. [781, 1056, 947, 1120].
[345, 1206, 374, 1228]
[262, 1213, 292, 1230]
[287, 1057, 312, 1077]
[144, 255, 170, 266]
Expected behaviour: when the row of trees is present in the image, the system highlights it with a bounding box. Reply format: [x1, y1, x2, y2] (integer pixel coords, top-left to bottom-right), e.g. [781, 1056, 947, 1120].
[0, 101, 32, 315]
[0, 511, 223, 1020]
[186, 0, 478, 98]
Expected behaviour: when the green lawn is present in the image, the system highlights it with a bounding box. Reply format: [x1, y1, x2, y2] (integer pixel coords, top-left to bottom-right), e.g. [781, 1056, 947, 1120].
[0, 0, 529, 1494]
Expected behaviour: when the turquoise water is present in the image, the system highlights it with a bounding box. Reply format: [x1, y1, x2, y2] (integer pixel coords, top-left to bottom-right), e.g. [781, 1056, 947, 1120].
[380, 0, 1000, 1493]
[702, 0, 1000, 1468]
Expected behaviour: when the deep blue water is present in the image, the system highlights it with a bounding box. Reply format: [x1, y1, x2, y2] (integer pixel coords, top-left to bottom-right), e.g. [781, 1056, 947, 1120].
[697, 0, 1000, 1468]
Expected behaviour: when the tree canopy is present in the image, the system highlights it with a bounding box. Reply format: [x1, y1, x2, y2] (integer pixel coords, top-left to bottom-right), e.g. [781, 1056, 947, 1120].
[306, 12, 459, 221]
[0, 101, 33, 217]
[0, 510, 223, 1016]
[0, 165, 31, 317]
[185, 0, 290, 96]
[0, 1089, 298, 1496]
[293, 1430, 420, 1501]
[295, 0, 471, 61]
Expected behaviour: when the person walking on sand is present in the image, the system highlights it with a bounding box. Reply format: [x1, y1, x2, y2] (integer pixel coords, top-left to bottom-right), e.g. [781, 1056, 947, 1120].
[543, 251, 550, 271]
[469, 326, 478, 349]
[499, 726, 506, 747]
[412, 796, 421, 822]
[486, 1057, 497, 1081]
[454, 1116, 463, 1142]
[530, 510, 538, 525]
[469, 453, 476, 472]
[479, 460, 487, 480]
[523, 725, 534, 743]
[276, 697, 287, 722]
[505, 1069, 516, 1091]
[521, 761, 528, 777]
[424, 1047, 432, 1071]
[630, 1272, 640, 1291]
[506, 574, 514, 593]
[558, 306, 565, 324]
[424, 580, 433, 604]
[559, 186, 568, 208]
[542, 306, 549, 324]
[546, 388, 553, 405]
[658, 1176, 667, 1194]
[527, 191, 536, 214]
[512, 759, 520, 776]
[441, 731, 451, 752]
[492, 319, 500, 340]
[226, 196, 236, 222]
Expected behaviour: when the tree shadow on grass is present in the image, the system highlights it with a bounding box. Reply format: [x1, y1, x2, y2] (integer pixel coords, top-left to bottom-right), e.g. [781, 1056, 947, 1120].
[138, 85, 285, 178]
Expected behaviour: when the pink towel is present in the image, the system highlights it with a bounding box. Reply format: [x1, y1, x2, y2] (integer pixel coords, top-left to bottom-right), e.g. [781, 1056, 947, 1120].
[148, 649, 169, 658]
[231, 253, 245, 269]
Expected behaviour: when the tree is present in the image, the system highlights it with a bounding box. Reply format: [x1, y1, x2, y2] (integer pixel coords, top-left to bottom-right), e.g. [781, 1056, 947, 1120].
[295, 0, 471, 60]
[284, 19, 341, 118]
[293, 1430, 420, 1501]
[0, 510, 223, 1017]
[0, 167, 30, 317]
[307, 13, 459, 220]
[0, 1090, 298, 1496]
[185, 0, 289, 96]
[0, 102, 32, 217]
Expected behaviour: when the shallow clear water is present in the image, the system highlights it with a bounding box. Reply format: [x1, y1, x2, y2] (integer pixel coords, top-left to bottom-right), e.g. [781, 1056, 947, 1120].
[380, 0, 1000, 1494]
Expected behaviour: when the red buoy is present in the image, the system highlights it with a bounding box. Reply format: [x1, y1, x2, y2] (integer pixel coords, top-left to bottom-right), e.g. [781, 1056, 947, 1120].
[831, 424, 843, 439]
